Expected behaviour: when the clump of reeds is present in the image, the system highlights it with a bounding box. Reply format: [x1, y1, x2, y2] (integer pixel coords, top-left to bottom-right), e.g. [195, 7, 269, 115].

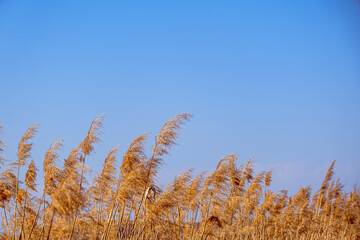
[0, 114, 359, 240]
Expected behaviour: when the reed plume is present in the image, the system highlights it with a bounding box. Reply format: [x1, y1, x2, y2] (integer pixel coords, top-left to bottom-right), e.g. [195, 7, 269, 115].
[81, 114, 104, 156]
[121, 133, 149, 177]
[44, 139, 63, 196]
[316, 160, 336, 211]
[14, 124, 39, 167]
[152, 113, 192, 157]
[25, 160, 37, 193]
[265, 170, 272, 188]
[12, 124, 38, 240]
[51, 145, 82, 217]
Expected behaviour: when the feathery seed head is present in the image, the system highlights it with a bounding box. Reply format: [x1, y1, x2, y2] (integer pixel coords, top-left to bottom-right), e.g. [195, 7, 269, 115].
[25, 160, 37, 192]
[265, 170, 272, 187]
[153, 113, 192, 157]
[81, 114, 104, 156]
[44, 139, 63, 195]
[16, 124, 39, 167]
[121, 133, 149, 176]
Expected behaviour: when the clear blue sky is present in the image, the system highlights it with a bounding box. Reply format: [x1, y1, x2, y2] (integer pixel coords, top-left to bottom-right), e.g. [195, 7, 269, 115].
[1, 0, 359, 195]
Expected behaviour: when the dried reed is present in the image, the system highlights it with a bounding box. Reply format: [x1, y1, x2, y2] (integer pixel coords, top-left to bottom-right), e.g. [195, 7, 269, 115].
[0, 114, 359, 240]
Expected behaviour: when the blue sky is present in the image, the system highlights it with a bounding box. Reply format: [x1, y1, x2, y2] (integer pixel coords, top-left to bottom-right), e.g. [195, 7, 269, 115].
[0, 0, 359, 195]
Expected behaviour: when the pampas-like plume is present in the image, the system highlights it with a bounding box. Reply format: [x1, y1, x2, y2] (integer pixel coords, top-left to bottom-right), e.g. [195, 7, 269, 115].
[81, 114, 104, 156]
[44, 139, 63, 195]
[51, 145, 83, 216]
[243, 171, 266, 217]
[149, 169, 192, 220]
[99, 146, 118, 194]
[320, 160, 336, 195]
[91, 145, 118, 203]
[121, 133, 149, 177]
[186, 172, 205, 212]
[25, 160, 37, 192]
[62, 145, 82, 179]
[111, 134, 149, 208]
[140, 113, 192, 192]
[152, 113, 192, 157]
[265, 170, 272, 188]
[243, 158, 254, 184]
[316, 160, 336, 210]
[15, 124, 39, 167]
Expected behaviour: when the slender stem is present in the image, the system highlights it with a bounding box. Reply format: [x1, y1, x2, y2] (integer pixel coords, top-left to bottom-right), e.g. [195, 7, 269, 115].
[45, 209, 55, 240]
[2, 203, 12, 237]
[116, 204, 126, 239]
[40, 196, 47, 240]
[19, 193, 28, 240]
[102, 175, 122, 239]
[121, 200, 136, 240]
[102, 207, 115, 240]
[68, 156, 86, 240]
[128, 146, 158, 239]
[190, 209, 199, 240]
[135, 219, 147, 240]
[13, 164, 20, 240]
[177, 205, 182, 240]
[27, 192, 45, 240]
[200, 195, 212, 240]
[104, 203, 119, 240]
[96, 198, 101, 237]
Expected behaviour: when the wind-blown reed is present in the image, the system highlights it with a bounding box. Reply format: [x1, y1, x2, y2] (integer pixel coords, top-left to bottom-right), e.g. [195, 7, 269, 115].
[0, 114, 359, 240]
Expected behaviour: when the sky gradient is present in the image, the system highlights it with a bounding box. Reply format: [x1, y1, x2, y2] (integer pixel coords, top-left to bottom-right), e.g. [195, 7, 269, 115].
[1, 0, 360, 195]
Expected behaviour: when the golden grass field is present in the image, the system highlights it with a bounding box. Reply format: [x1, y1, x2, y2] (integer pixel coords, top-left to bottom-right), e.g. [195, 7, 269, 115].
[0, 113, 359, 239]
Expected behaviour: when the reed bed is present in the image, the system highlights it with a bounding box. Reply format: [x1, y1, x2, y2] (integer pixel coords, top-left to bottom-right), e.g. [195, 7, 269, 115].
[0, 115, 359, 240]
